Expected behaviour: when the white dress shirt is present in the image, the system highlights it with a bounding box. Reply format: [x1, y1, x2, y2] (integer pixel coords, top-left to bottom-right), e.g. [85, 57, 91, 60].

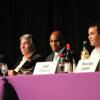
[89, 48, 100, 61]
[14, 57, 28, 73]
[53, 47, 65, 62]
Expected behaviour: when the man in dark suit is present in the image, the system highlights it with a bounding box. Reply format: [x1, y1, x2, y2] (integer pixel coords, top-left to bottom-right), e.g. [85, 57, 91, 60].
[45, 30, 67, 73]
[8, 33, 44, 75]
[46, 30, 66, 61]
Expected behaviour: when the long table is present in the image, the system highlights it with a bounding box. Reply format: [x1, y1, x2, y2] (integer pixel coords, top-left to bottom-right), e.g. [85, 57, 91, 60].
[0, 72, 100, 100]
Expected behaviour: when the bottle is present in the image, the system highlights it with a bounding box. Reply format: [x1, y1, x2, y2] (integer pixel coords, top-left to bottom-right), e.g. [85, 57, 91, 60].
[64, 43, 73, 73]
[56, 54, 65, 73]
[72, 59, 76, 72]
[81, 41, 89, 59]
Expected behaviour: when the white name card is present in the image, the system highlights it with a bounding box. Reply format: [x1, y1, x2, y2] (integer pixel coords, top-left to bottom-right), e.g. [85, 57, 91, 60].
[75, 59, 99, 73]
[33, 61, 58, 75]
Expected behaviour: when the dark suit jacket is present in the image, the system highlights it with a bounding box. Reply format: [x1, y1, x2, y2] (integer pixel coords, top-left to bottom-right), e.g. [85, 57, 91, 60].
[14, 50, 44, 73]
[96, 60, 100, 71]
[45, 47, 77, 73]
[45, 47, 76, 61]
[45, 47, 66, 61]
[45, 53, 55, 61]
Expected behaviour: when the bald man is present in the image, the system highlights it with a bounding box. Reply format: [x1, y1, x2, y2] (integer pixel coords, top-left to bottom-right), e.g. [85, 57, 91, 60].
[46, 30, 77, 73]
[46, 30, 66, 61]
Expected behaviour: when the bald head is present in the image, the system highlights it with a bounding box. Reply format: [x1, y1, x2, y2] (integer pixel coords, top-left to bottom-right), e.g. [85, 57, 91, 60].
[49, 30, 65, 52]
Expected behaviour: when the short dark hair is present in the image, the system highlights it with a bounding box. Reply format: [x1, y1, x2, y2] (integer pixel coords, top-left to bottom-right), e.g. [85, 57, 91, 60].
[88, 22, 100, 34]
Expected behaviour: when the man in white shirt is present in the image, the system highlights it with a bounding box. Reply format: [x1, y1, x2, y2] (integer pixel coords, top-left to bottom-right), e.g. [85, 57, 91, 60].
[88, 22, 100, 71]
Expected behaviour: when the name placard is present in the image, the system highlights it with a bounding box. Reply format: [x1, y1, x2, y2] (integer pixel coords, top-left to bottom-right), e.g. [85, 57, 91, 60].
[33, 61, 58, 75]
[75, 59, 99, 73]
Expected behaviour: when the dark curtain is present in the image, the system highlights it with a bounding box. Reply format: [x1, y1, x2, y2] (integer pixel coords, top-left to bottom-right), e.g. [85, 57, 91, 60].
[0, 0, 99, 68]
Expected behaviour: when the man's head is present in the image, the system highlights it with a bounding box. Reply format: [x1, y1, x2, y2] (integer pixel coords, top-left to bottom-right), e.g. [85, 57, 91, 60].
[49, 30, 66, 52]
[20, 34, 36, 56]
[88, 23, 100, 48]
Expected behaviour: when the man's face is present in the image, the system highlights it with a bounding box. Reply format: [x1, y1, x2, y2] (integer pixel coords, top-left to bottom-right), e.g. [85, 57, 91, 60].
[88, 26, 100, 47]
[50, 33, 61, 52]
[20, 38, 32, 55]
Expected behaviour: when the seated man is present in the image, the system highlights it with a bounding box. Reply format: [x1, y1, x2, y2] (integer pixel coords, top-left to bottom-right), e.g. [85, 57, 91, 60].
[46, 30, 66, 61]
[45, 30, 67, 72]
[88, 22, 100, 71]
[46, 30, 77, 73]
[8, 33, 44, 75]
